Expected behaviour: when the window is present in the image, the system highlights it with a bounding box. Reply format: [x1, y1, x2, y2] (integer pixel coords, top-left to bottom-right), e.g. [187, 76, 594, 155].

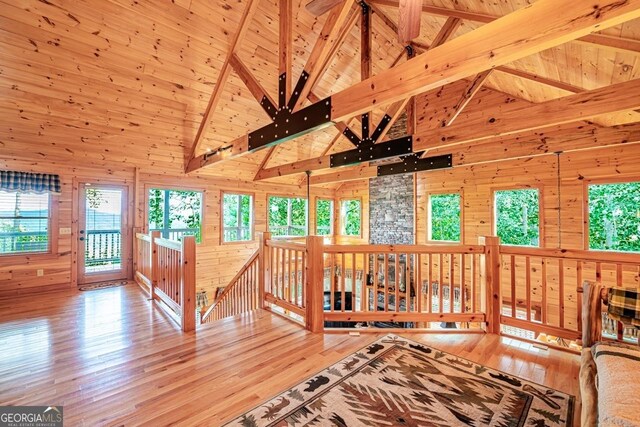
[494, 188, 540, 246]
[588, 181, 640, 252]
[148, 188, 202, 242]
[0, 190, 51, 255]
[340, 199, 361, 236]
[316, 198, 334, 236]
[428, 193, 461, 242]
[268, 196, 307, 237]
[222, 193, 253, 243]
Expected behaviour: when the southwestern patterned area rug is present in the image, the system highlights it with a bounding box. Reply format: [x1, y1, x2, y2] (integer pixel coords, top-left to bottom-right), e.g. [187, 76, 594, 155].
[225, 335, 574, 427]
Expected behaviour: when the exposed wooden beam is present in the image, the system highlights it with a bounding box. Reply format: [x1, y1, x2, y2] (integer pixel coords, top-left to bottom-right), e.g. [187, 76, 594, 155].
[185, 0, 260, 170]
[444, 69, 493, 127]
[254, 146, 278, 180]
[254, 98, 410, 181]
[398, 0, 421, 43]
[330, 0, 640, 122]
[494, 66, 586, 94]
[229, 53, 277, 113]
[186, 134, 248, 173]
[279, 0, 293, 105]
[292, 2, 357, 111]
[430, 17, 461, 47]
[414, 78, 640, 152]
[369, 0, 640, 55]
[187, 0, 640, 173]
[309, 122, 640, 184]
[305, 0, 344, 16]
[361, 2, 372, 82]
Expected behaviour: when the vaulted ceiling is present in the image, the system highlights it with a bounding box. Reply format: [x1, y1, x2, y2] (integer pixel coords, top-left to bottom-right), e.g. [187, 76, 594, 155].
[1, 0, 639, 185]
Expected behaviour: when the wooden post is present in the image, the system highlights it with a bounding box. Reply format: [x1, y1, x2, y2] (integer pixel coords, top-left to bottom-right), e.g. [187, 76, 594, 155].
[582, 281, 603, 348]
[305, 235, 325, 333]
[150, 230, 161, 299]
[132, 227, 140, 278]
[258, 232, 272, 309]
[479, 236, 501, 334]
[180, 235, 196, 332]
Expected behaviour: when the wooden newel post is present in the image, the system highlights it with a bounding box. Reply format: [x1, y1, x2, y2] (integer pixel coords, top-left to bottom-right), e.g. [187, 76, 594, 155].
[305, 235, 325, 333]
[180, 235, 196, 332]
[132, 227, 140, 275]
[258, 232, 272, 310]
[150, 230, 161, 299]
[479, 236, 501, 334]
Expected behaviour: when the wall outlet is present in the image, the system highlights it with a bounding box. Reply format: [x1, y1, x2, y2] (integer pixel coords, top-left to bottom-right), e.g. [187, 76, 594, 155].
[37, 269, 44, 277]
[60, 227, 71, 235]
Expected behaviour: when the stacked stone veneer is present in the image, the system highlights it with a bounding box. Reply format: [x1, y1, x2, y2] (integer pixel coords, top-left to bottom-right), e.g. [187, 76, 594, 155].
[368, 112, 414, 244]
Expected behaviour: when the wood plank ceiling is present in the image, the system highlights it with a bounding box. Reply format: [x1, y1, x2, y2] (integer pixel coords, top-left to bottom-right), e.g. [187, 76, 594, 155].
[1, 0, 639, 185]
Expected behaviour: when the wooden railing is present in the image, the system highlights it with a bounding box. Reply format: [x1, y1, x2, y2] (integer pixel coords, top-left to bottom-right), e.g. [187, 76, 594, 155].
[200, 249, 260, 324]
[320, 243, 488, 328]
[133, 229, 196, 332]
[499, 246, 640, 341]
[263, 235, 308, 325]
[187, 230, 640, 344]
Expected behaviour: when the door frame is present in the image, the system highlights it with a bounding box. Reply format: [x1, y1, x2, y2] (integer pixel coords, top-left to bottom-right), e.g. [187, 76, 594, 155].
[72, 178, 134, 286]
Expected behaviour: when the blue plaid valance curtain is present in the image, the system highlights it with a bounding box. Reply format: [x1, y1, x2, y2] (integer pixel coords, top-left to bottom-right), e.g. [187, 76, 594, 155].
[0, 171, 61, 194]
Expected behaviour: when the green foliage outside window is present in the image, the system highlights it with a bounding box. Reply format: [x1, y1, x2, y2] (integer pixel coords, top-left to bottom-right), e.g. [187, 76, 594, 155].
[429, 193, 461, 242]
[148, 188, 202, 242]
[223, 193, 252, 242]
[316, 199, 333, 236]
[269, 196, 307, 237]
[340, 199, 361, 236]
[495, 189, 540, 246]
[589, 182, 640, 252]
[0, 191, 50, 254]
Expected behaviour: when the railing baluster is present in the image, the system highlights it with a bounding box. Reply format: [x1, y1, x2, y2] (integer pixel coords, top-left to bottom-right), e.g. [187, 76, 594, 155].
[384, 254, 389, 312]
[525, 256, 531, 322]
[373, 253, 379, 312]
[428, 253, 433, 314]
[352, 253, 356, 312]
[417, 254, 422, 313]
[559, 258, 565, 329]
[541, 257, 547, 325]
[394, 254, 399, 313]
[449, 253, 454, 314]
[439, 253, 444, 314]
[510, 255, 516, 319]
[341, 253, 346, 312]
[460, 254, 466, 314]
[330, 253, 335, 312]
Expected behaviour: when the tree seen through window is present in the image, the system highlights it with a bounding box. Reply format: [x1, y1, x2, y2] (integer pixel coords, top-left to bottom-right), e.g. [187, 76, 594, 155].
[494, 189, 540, 246]
[589, 182, 640, 252]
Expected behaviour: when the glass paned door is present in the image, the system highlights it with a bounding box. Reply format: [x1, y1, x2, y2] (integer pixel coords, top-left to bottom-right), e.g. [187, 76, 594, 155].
[78, 184, 128, 284]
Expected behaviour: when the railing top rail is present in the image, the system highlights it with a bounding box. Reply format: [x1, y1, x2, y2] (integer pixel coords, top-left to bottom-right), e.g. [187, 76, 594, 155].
[323, 244, 486, 254]
[155, 237, 182, 252]
[136, 232, 152, 242]
[266, 240, 307, 250]
[499, 246, 640, 264]
[201, 249, 259, 321]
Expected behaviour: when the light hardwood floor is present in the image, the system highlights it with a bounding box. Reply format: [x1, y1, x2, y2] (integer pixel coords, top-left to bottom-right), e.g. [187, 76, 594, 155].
[0, 284, 581, 426]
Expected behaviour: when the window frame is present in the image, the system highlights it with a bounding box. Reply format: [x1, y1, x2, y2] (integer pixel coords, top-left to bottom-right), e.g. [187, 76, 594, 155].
[491, 185, 544, 247]
[427, 190, 464, 243]
[144, 184, 205, 244]
[266, 194, 309, 239]
[220, 190, 255, 245]
[315, 197, 334, 237]
[583, 177, 640, 253]
[339, 197, 363, 238]
[0, 190, 59, 261]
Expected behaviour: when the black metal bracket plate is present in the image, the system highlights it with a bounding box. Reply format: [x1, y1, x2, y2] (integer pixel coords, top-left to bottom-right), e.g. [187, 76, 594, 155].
[260, 95, 278, 121]
[376, 153, 452, 176]
[330, 136, 412, 168]
[248, 96, 333, 151]
[288, 70, 309, 111]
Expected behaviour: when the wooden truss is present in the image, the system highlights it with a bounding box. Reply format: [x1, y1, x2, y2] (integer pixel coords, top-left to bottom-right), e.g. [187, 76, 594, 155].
[185, 0, 640, 178]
